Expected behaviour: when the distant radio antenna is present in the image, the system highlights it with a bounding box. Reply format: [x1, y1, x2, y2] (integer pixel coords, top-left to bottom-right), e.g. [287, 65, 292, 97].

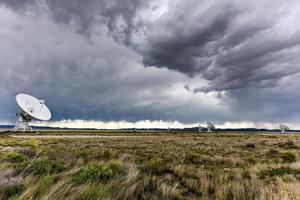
[279, 124, 289, 134]
[207, 122, 215, 133]
[14, 93, 51, 131]
[198, 124, 202, 132]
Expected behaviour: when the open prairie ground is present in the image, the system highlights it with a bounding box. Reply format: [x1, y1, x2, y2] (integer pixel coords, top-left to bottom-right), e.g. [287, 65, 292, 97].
[0, 132, 300, 200]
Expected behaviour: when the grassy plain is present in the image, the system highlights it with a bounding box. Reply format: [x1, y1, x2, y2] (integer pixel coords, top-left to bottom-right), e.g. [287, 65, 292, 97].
[0, 131, 299, 200]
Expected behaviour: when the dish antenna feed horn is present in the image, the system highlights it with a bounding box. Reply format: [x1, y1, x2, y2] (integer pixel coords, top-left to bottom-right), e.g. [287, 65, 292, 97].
[14, 94, 51, 131]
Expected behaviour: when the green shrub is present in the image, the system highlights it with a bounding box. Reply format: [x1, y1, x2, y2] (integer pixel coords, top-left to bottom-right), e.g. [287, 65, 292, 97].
[145, 157, 166, 174]
[266, 149, 280, 157]
[103, 149, 114, 160]
[76, 149, 88, 158]
[31, 158, 66, 175]
[278, 141, 298, 149]
[4, 184, 24, 199]
[260, 167, 300, 178]
[73, 161, 124, 184]
[109, 160, 124, 174]
[265, 149, 296, 163]
[245, 156, 257, 164]
[6, 152, 27, 163]
[281, 152, 296, 163]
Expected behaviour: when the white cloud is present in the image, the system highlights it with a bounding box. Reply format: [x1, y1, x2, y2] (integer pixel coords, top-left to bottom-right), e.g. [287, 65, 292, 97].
[30, 120, 300, 130]
[32, 119, 196, 129]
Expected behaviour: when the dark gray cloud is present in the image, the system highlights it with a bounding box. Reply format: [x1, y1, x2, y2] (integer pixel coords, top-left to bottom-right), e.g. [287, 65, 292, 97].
[136, 0, 300, 93]
[1, 0, 300, 126]
[141, 0, 239, 76]
[3, 0, 300, 92]
[0, 0, 150, 41]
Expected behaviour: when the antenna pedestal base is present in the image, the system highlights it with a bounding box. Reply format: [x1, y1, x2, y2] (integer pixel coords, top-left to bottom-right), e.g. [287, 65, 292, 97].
[14, 113, 32, 131]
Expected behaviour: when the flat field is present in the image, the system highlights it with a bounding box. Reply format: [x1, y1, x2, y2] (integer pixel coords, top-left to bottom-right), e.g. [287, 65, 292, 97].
[0, 132, 300, 200]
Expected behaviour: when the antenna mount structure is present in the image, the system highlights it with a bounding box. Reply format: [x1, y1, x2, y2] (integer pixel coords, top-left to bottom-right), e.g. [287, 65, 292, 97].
[14, 94, 51, 131]
[15, 111, 32, 131]
[279, 124, 289, 134]
[198, 124, 202, 132]
[207, 122, 215, 133]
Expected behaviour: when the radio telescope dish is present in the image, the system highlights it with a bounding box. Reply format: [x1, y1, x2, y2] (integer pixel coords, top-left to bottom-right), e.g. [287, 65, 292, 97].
[207, 122, 215, 132]
[14, 93, 51, 131]
[279, 124, 289, 134]
[198, 124, 202, 132]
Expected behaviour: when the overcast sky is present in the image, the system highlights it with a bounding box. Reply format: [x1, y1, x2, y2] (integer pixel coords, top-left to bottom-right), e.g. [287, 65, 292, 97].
[1, 0, 300, 129]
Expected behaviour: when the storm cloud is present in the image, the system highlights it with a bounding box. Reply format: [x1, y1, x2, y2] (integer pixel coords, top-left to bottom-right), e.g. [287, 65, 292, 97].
[138, 0, 300, 93]
[1, 0, 300, 127]
[0, 0, 150, 42]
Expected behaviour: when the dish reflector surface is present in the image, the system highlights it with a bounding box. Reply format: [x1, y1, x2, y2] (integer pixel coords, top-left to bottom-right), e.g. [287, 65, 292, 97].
[279, 124, 289, 130]
[16, 94, 51, 121]
[207, 122, 215, 130]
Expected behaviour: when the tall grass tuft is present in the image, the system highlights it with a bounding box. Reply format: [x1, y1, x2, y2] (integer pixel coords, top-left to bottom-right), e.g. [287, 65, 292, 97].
[79, 183, 109, 200]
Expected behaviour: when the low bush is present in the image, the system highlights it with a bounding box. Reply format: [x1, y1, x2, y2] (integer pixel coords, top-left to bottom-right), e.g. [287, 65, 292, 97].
[73, 161, 124, 184]
[31, 158, 66, 175]
[76, 149, 88, 159]
[278, 141, 298, 149]
[259, 167, 300, 178]
[280, 152, 296, 163]
[6, 152, 27, 163]
[3, 184, 24, 199]
[266, 149, 280, 157]
[145, 157, 166, 174]
[103, 149, 114, 160]
[245, 156, 257, 164]
[109, 160, 124, 174]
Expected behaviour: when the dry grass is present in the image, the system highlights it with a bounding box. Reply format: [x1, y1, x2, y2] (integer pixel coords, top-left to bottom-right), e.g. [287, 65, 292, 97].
[0, 132, 299, 199]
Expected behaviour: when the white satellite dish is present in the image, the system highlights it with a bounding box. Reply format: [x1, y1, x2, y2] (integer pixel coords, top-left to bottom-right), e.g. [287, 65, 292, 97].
[207, 122, 215, 133]
[279, 124, 289, 134]
[14, 93, 51, 131]
[198, 124, 202, 132]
